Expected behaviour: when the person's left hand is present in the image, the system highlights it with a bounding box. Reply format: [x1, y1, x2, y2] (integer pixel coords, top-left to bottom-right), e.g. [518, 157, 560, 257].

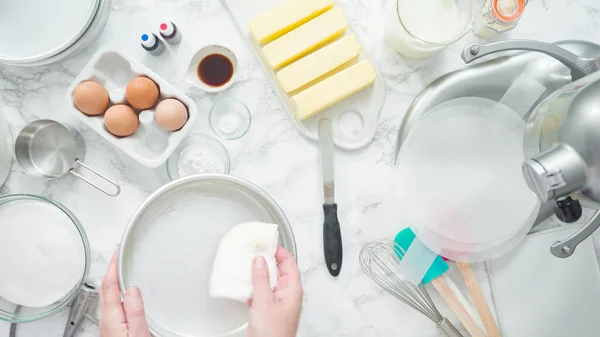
[100, 246, 151, 337]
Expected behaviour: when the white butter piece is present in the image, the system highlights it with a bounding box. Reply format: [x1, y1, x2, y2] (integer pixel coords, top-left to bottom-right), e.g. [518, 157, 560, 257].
[249, 0, 334, 45]
[292, 60, 376, 120]
[277, 35, 362, 94]
[209, 222, 279, 303]
[262, 7, 348, 70]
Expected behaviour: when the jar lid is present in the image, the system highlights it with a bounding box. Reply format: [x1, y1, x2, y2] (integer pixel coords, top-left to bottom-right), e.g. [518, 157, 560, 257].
[492, 0, 525, 22]
[0, 0, 100, 63]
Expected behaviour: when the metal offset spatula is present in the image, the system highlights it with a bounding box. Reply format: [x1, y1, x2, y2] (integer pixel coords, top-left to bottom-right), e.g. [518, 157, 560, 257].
[319, 118, 343, 277]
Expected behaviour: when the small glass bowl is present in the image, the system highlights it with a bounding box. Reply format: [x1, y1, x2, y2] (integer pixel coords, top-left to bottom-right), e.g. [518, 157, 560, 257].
[209, 99, 251, 140]
[166, 133, 231, 181]
[0, 194, 90, 323]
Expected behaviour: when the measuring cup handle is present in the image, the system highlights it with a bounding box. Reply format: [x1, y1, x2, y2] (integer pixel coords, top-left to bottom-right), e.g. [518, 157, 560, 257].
[69, 159, 121, 197]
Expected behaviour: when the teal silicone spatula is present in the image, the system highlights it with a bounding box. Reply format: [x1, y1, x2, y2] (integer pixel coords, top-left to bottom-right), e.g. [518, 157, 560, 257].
[394, 228, 486, 337]
[394, 228, 448, 284]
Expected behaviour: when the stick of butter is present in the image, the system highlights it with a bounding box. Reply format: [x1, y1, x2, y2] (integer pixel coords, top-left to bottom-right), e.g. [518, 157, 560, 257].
[249, 0, 334, 45]
[277, 35, 362, 94]
[262, 7, 348, 70]
[291, 60, 376, 120]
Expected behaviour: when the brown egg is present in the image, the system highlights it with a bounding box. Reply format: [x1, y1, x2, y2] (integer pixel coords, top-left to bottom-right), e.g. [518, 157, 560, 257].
[73, 81, 110, 116]
[126, 77, 159, 110]
[104, 105, 139, 137]
[155, 99, 188, 131]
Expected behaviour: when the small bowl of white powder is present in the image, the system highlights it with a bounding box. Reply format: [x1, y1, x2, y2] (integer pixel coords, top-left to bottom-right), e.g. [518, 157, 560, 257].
[0, 194, 89, 322]
[166, 133, 231, 181]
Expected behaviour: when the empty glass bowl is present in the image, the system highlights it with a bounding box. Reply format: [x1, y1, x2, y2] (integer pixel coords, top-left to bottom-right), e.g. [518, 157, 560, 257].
[209, 100, 251, 140]
[166, 134, 231, 181]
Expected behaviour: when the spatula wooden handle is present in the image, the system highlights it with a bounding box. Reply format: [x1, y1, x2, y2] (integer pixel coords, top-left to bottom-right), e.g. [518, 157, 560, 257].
[457, 262, 502, 337]
[431, 277, 486, 337]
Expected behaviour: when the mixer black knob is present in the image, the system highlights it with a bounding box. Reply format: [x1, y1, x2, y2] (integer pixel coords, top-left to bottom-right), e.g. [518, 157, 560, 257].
[554, 197, 583, 223]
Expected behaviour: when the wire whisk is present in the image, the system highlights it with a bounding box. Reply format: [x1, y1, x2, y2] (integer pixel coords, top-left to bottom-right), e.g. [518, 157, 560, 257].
[359, 240, 464, 337]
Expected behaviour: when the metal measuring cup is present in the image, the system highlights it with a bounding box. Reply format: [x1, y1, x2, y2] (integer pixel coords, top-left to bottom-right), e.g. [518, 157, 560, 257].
[15, 120, 120, 196]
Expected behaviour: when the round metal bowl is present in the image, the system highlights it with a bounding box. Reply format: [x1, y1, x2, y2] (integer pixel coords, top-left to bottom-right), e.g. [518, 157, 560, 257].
[0, 0, 110, 66]
[0, 194, 90, 323]
[119, 174, 296, 337]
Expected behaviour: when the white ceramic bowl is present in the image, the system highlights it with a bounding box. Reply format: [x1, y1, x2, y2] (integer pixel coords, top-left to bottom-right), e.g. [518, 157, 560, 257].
[185, 45, 239, 93]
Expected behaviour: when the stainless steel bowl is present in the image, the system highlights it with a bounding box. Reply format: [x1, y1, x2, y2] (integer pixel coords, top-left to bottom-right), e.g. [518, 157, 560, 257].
[119, 174, 296, 337]
[0, 0, 110, 66]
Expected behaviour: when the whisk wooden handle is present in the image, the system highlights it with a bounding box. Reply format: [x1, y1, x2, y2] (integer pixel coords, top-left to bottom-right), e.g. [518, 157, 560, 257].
[431, 277, 486, 337]
[457, 262, 502, 337]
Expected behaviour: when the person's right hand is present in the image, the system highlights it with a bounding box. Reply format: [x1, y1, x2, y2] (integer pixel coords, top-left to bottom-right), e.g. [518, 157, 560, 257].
[247, 246, 303, 337]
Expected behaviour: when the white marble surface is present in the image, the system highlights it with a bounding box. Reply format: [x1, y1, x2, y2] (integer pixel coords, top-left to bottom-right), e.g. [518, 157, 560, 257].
[2, 0, 600, 336]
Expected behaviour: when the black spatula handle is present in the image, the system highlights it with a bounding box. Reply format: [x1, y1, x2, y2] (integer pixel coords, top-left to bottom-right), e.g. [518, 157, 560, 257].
[323, 203, 343, 277]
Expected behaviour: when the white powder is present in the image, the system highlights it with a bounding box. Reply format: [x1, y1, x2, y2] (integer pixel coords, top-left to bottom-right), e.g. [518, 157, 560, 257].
[177, 146, 225, 177]
[0, 200, 85, 307]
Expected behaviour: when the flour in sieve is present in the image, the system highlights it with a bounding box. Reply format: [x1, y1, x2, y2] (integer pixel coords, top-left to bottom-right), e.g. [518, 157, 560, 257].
[177, 146, 225, 177]
[0, 200, 85, 307]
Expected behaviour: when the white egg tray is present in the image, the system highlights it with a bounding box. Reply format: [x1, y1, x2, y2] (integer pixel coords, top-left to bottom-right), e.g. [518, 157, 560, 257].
[222, 0, 386, 150]
[66, 50, 198, 168]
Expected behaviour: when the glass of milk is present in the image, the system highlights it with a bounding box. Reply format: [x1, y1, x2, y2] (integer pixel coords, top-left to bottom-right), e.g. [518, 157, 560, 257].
[386, 0, 473, 59]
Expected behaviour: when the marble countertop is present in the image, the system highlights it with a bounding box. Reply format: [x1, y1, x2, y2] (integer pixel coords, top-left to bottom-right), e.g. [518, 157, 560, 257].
[2, 0, 600, 336]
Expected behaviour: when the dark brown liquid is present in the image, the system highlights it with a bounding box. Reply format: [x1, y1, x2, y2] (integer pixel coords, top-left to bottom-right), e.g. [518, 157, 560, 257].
[197, 54, 234, 87]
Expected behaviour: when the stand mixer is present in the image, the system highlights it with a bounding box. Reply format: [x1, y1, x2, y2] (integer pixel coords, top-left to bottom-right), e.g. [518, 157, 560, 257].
[463, 40, 600, 258]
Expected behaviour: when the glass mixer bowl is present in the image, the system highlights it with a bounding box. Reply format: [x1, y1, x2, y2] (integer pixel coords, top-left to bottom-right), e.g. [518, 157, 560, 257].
[394, 97, 540, 261]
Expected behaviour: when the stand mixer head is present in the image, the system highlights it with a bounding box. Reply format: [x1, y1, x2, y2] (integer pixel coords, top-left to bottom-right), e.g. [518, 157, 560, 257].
[463, 39, 600, 258]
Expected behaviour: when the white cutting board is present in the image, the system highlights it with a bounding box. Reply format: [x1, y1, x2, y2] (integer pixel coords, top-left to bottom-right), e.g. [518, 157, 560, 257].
[489, 226, 600, 337]
[221, 0, 386, 150]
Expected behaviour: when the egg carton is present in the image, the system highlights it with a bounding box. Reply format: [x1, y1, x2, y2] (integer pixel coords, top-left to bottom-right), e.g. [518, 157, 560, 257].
[66, 50, 198, 168]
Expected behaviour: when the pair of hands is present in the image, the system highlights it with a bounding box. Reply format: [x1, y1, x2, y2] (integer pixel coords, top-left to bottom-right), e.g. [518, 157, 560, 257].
[100, 246, 302, 337]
